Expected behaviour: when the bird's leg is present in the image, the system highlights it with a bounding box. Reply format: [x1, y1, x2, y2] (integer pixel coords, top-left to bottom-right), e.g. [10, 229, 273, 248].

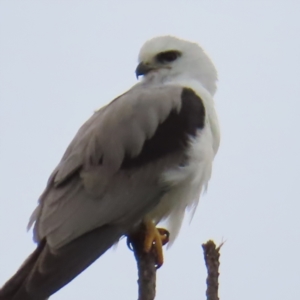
[143, 219, 169, 268]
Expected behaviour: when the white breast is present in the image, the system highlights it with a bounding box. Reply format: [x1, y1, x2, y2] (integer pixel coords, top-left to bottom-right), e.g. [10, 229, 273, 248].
[146, 80, 220, 245]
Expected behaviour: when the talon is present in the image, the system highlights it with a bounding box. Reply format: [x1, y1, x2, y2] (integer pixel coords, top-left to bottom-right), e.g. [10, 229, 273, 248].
[143, 220, 169, 268]
[126, 237, 134, 251]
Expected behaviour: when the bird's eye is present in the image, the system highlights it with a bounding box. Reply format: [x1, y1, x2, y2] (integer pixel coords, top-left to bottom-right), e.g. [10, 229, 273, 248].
[156, 50, 181, 63]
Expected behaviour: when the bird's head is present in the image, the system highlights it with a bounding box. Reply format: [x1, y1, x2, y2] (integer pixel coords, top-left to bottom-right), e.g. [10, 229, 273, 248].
[136, 36, 218, 95]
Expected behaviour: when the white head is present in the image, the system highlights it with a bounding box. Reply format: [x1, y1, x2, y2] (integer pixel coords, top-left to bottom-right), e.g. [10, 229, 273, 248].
[136, 36, 218, 95]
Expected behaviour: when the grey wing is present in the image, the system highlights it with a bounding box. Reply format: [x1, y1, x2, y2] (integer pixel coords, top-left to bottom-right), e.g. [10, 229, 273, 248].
[0, 85, 206, 300]
[32, 84, 184, 249]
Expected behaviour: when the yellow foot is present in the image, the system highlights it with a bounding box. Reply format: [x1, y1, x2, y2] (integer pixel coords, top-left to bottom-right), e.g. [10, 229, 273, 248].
[143, 220, 169, 268]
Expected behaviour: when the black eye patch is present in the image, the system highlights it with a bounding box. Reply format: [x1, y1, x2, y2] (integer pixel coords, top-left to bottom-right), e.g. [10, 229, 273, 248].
[156, 50, 182, 63]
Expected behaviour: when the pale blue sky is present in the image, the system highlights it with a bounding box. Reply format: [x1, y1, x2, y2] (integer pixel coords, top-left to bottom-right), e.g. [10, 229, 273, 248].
[1, 1, 300, 299]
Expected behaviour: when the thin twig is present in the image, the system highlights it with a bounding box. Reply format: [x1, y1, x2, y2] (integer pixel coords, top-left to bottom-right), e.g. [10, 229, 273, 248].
[202, 240, 223, 300]
[128, 224, 157, 300]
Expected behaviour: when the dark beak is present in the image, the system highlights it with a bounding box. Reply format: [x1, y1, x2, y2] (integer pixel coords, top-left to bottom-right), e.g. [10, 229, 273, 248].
[135, 62, 153, 78]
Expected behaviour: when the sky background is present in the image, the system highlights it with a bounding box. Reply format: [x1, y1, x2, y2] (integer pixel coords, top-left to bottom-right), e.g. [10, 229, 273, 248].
[1, 1, 300, 299]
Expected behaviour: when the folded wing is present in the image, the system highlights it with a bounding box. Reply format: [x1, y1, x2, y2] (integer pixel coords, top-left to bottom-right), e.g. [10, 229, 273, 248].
[0, 84, 206, 300]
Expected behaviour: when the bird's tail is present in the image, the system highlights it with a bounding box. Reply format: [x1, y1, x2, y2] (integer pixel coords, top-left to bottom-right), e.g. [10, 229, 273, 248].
[0, 225, 124, 300]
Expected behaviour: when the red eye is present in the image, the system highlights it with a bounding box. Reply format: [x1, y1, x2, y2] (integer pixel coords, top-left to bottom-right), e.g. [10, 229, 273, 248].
[156, 51, 181, 63]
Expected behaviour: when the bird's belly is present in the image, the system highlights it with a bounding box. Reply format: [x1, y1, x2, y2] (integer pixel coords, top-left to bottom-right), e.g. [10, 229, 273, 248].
[146, 126, 215, 243]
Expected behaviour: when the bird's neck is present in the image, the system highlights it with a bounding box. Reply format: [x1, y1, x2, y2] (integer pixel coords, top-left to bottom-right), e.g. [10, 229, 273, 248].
[141, 71, 204, 89]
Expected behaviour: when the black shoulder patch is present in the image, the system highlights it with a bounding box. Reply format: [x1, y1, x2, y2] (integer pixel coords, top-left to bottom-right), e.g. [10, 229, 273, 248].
[121, 87, 205, 169]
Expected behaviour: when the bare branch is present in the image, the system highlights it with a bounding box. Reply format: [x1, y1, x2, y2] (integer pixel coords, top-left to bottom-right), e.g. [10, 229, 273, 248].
[128, 233, 223, 300]
[202, 240, 223, 300]
[128, 224, 157, 300]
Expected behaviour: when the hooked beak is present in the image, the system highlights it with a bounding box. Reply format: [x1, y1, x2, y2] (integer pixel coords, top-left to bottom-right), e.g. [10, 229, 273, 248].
[135, 62, 154, 78]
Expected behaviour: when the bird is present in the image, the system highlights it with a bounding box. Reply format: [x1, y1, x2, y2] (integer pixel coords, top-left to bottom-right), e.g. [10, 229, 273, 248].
[0, 35, 220, 299]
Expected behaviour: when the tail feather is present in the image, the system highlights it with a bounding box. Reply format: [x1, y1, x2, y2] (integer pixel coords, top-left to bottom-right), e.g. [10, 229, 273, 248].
[0, 225, 124, 300]
[0, 240, 46, 299]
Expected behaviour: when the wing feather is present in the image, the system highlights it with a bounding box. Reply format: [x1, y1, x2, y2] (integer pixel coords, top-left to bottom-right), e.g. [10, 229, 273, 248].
[32, 84, 184, 248]
[3, 84, 206, 299]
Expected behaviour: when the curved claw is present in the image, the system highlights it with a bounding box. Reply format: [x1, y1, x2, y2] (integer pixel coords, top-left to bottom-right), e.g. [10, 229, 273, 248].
[126, 237, 134, 251]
